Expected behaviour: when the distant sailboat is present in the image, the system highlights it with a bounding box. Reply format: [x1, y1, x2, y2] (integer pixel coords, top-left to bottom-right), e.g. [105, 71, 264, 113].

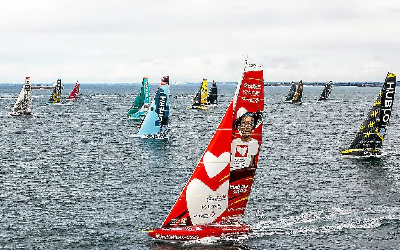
[46, 79, 62, 105]
[284, 81, 297, 102]
[207, 80, 218, 105]
[318, 81, 333, 101]
[342, 72, 396, 157]
[189, 78, 208, 109]
[147, 60, 264, 241]
[127, 76, 150, 121]
[10, 77, 32, 116]
[292, 80, 303, 105]
[66, 80, 80, 101]
[136, 76, 170, 139]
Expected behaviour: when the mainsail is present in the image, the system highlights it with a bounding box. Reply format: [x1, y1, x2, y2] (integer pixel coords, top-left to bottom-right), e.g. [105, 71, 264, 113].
[342, 72, 396, 156]
[66, 80, 80, 101]
[318, 81, 333, 101]
[136, 76, 170, 139]
[46, 79, 62, 105]
[148, 61, 264, 240]
[127, 77, 150, 121]
[189, 78, 208, 109]
[292, 80, 303, 104]
[207, 80, 218, 105]
[285, 81, 297, 102]
[10, 77, 32, 116]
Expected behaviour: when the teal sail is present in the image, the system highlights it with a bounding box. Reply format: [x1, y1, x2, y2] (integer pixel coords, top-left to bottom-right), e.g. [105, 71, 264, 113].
[137, 76, 170, 139]
[127, 76, 150, 121]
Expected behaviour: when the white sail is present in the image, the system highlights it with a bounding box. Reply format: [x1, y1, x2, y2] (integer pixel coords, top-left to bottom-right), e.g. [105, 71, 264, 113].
[10, 77, 32, 116]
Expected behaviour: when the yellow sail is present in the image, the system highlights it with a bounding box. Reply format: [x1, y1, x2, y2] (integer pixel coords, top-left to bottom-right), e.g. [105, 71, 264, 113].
[200, 78, 208, 104]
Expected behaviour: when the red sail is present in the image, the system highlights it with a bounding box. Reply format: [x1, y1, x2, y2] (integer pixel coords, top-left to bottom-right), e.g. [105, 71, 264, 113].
[222, 69, 264, 221]
[67, 82, 80, 101]
[162, 102, 233, 228]
[148, 64, 264, 241]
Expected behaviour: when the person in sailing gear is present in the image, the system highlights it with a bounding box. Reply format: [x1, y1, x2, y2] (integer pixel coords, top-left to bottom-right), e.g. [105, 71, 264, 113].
[230, 111, 262, 171]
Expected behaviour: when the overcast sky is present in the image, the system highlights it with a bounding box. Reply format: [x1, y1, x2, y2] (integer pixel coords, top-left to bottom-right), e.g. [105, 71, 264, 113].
[0, 0, 399, 83]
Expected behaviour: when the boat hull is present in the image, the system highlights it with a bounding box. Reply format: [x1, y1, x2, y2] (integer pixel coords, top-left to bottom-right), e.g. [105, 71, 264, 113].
[148, 222, 250, 241]
[341, 148, 382, 157]
[9, 111, 32, 116]
[189, 105, 208, 110]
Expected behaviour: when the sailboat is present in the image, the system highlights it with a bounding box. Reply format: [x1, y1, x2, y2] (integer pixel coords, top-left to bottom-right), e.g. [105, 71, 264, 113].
[189, 78, 208, 109]
[127, 76, 150, 121]
[342, 72, 396, 157]
[318, 81, 333, 101]
[147, 60, 264, 241]
[46, 79, 62, 105]
[10, 77, 32, 116]
[66, 80, 80, 101]
[284, 81, 297, 102]
[207, 80, 218, 105]
[136, 76, 170, 139]
[291, 80, 303, 105]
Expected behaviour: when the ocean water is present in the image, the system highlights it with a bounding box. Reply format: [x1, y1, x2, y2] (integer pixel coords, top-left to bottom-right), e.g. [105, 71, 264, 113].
[0, 82, 399, 249]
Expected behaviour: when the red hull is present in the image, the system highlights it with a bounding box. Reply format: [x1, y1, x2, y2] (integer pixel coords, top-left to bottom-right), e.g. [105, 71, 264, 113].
[148, 222, 250, 241]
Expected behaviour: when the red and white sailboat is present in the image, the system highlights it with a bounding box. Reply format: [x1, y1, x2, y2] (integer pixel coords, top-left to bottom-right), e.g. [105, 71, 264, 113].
[66, 80, 80, 101]
[148, 60, 264, 241]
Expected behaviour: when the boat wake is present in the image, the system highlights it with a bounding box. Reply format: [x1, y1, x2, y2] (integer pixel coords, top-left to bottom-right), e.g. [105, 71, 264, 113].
[250, 205, 400, 238]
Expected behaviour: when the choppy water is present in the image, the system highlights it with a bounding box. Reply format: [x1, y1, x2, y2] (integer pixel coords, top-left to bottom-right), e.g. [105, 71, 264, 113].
[1, 83, 399, 249]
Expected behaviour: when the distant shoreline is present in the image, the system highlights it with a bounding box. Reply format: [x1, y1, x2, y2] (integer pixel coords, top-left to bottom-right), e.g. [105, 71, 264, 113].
[0, 81, 399, 87]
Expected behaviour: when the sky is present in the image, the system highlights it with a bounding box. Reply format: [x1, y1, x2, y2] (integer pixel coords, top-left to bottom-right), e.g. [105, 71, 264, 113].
[0, 0, 399, 83]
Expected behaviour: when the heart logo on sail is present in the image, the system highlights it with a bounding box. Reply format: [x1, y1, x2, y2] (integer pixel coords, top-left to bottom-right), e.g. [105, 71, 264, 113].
[203, 151, 230, 178]
[236, 145, 248, 156]
[186, 178, 229, 225]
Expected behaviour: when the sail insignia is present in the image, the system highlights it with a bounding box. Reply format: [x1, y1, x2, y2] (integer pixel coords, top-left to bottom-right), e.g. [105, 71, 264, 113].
[342, 72, 396, 156]
[10, 77, 32, 116]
